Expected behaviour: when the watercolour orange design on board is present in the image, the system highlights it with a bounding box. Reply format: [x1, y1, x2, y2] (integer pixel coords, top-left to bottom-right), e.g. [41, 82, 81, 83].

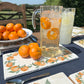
[5, 52, 72, 74]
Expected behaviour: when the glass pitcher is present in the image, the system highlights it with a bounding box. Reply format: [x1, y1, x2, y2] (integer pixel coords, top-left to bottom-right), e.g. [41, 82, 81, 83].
[32, 6, 63, 57]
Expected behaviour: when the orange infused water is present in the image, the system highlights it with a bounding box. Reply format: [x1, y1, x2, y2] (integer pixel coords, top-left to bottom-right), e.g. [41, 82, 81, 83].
[40, 8, 62, 57]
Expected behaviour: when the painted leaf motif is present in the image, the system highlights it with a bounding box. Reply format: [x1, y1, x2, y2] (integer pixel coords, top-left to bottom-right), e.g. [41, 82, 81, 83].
[68, 55, 72, 58]
[16, 70, 20, 73]
[75, 72, 84, 84]
[81, 80, 84, 83]
[45, 79, 51, 84]
[7, 54, 12, 57]
[9, 71, 15, 73]
[5, 61, 7, 64]
[28, 65, 32, 68]
[7, 67, 11, 70]
[13, 62, 15, 65]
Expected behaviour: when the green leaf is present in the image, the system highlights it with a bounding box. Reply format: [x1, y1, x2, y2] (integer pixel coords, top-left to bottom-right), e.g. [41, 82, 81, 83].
[51, 62, 54, 63]
[45, 79, 51, 84]
[81, 80, 84, 83]
[7, 54, 12, 57]
[56, 59, 58, 62]
[11, 59, 16, 61]
[36, 66, 39, 68]
[7, 67, 11, 70]
[9, 71, 15, 73]
[5, 61, 7, 64]
[64, 58, 68, 60]
[68, 56, 72, 58]
[32, 63, 38, 66]
[28, 65, 32, 68]
[18, 65, 21, 68]
[45, 59, 48, 63]
[75, 74, 78, 77]
[13, 62, 15, 65]
[16, 70, 20, 73]
[8, 60, 11, 63]
[23, 64, 26, 66]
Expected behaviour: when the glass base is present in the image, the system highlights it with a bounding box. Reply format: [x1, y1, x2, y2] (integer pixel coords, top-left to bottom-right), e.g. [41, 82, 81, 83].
[41, 46, 62, 57]
[60, 40, 71, 45]
[0, 51, 1, 56]
[41, 45, 72, 57]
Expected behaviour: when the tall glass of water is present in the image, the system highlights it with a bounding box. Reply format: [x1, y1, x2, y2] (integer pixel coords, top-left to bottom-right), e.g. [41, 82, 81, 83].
[60, 8, 75, 44]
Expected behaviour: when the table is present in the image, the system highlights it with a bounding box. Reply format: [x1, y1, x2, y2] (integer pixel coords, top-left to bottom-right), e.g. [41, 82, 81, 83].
[0, 27, 84, 84]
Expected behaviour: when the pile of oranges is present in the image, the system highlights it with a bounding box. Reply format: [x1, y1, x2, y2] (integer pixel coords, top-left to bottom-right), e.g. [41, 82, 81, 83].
[0, 23, 27, 40]
[18, 43, 42, 60]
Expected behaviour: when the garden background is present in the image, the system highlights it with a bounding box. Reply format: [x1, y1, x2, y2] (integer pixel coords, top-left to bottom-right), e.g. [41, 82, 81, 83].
[0, 0, 84, 31]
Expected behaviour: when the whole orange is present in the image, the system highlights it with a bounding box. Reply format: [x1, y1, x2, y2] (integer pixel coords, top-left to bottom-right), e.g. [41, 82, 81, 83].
[6, 23, 14, 32]
[18, 45, 29, 58]
[2, 31, 10, 40]
[30, 47, 42, 60]
[17, 29, 27, 38]
[29, 43, 39, 49]
[13, 23, 22, 32]
[0, 33, 2, 40]
[0, 26, 6, 33]
[8, 31, 18, 40]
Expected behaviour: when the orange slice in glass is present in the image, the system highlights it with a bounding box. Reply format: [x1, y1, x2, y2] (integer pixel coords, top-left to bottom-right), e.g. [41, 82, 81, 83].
[47, 28, 59, 40]
[40, 17, 51, 29]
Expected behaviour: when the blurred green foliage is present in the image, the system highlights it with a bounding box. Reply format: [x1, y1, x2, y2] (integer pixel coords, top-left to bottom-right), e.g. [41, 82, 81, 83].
[44, 0, 61, 5]
[44, 0, 84, 27]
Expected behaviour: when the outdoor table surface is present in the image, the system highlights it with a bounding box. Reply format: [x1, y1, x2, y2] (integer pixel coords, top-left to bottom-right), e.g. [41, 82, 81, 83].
[0, 27, 84, 84]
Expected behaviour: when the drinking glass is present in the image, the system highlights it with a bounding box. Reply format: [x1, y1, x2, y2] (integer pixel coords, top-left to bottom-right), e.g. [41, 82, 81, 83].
[32, 6, 63, 57]
[60, 8, 75, 44]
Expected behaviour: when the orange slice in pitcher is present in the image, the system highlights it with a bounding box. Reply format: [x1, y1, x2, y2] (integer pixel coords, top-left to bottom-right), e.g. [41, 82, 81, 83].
[47, 28, 59, 40]
[59, 18, 61, 23]
[40, 17, 51, 29]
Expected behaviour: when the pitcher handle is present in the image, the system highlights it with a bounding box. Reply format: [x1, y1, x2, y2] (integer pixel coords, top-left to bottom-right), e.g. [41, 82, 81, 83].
[32, 9, 40, 30]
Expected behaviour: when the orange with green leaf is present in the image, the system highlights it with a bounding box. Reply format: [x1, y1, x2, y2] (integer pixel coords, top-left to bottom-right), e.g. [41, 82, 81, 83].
[7, 56, 14, 61]
[48, 58, 57, 63]
[75, 71, 84, 84]
[34, 61, 45, 66]
[12, 52, 18, 57]
[11, 66, 20, 72]
[6, 62, 13, 67]
[21, 66, 29, 71]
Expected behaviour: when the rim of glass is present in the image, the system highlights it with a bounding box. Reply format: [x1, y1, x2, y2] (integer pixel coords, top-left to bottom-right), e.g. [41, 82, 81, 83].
[63, 8, 75, 10]
[40, 6, 63, 8]
[62, 8, 76, 12]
